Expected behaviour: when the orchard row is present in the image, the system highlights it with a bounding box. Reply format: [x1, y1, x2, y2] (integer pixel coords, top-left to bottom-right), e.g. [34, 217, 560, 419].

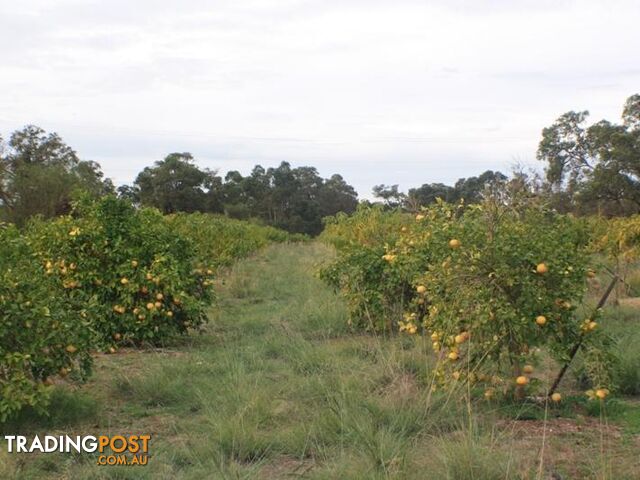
[0, 196, 293, 421]
[320, 200, 639, 402]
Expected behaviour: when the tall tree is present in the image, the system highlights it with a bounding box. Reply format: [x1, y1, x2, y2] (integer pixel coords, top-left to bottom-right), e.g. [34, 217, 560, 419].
[134, 153, 223, 214]
[372, 184, 405, 208]
[218, 161, 358, 235]
[407, 170, 507, 208]
[537, 94, 640, 215]
[408, 183, 455, 206]
[319, 174, 358, 217]
[0, 125, 112, 225]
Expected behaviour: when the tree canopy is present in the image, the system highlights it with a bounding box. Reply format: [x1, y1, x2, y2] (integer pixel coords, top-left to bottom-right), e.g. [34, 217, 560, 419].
[132, 152, 223, 214]
[0, 125, 113, 225]
[126, 159, 358, 235]
[537, 94, 640, 215]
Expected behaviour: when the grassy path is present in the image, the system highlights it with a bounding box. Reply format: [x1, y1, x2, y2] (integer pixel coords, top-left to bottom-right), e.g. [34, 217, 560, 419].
[2, 243, 639, 479]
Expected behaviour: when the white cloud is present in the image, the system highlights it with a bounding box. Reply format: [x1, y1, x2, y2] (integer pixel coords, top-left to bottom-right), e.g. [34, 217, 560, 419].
[1, 0, 639, 197]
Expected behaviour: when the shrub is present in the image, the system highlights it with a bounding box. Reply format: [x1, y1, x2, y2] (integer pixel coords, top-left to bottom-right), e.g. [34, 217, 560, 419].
[0, 223, 94, 421]
[321, 200, 615, 399]
[26, 197, 214, 348]
[319, 206, 415, 332]
[167, 212, 293, 269]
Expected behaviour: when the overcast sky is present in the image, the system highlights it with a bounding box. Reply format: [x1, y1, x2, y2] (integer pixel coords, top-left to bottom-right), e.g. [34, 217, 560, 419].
[1, 0, 639, 198]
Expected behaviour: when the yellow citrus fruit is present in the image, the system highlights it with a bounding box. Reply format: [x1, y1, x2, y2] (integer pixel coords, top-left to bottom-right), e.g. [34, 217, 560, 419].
[448, 351, 459, 361]
[523, 365, 534, 374]
[536, 263, 548, 274]
[416, 285, 427, 294]
[454, 334, 466, 344]
[551, 392, 562, 402]
[146, 302, 155, 310]
[587, 321, 597, 331]
[449, 239, 461, 249]
[536, 315, 547, 326]
[156, 293, 164, 300]
[120, 277, 129, 285]
[595, 389, 608, 399]
[416, 214, 425, 221]
[516, 376, 529, 386]
[131, 260, 138, 267]
[65, 345, 77, 354]
[430, 332, 439, 342]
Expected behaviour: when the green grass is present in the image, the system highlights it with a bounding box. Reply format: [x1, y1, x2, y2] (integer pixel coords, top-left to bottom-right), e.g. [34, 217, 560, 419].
[2, 242, 639, 479]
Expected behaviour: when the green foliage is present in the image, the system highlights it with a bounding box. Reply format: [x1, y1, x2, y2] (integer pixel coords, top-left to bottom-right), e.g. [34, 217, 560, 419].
[1, 196, 287, 421]
[166, 212, 294, 269]
[409, 202, 596, 384]
[221, 162, 358, 235]
[537, 94, 640, 215]
[26, 196, 214, 348]
[319, 206, 414, 331]
[407, 170, 508, 208]
[320, 199, 615, 398]
[0, 125, 113, 225]
[321, 204, 409, 250]
[134, 152, 224, 214]
[126, 159, 359, 236]
[0, 223, 94, 421]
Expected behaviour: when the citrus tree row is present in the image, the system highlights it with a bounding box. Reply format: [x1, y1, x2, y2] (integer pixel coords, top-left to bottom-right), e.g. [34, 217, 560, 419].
[320, 200, 628, 402]
[0, 196, 292, 421]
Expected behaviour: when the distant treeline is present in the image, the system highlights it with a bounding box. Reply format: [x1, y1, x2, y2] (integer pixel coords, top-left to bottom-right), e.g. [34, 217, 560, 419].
[371, 94, 640, 217]
[1, 94, 638, 234]
[0, 128, 358, 235]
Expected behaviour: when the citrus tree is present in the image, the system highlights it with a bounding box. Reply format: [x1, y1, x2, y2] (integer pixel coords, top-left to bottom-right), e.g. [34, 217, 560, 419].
[26, 197, 214, 349]
[320, 206, 417, 332]
[321, 200, 615, 400]
[167, 212, 293, 270]
[0, 223, 95, 421]
[400, 201, 614, 399]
